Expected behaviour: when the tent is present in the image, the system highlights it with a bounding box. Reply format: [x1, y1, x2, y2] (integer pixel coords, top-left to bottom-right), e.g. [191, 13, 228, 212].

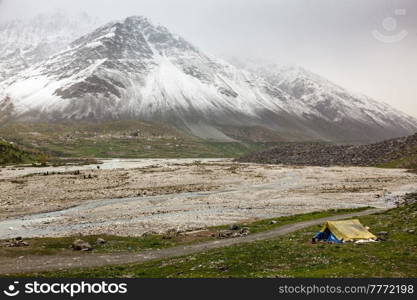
[313, 219, 377, 243]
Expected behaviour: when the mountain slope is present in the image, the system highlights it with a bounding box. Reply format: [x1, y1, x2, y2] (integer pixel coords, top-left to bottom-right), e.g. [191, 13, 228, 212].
[0, 16, 315, 141]
[0, 12, 99, 83]
[238, 133, 417, 167]
[248, 64, 417, 142]
[0, 139, 38, 165]
[1, 16, 416, 143]
[0, 120, 280, 159]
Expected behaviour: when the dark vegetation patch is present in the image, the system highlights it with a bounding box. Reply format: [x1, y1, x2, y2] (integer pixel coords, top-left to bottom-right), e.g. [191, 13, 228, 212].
[0, 139, 42, 165]
[0, 121, 282, 158]
[238, 133, 417, 168]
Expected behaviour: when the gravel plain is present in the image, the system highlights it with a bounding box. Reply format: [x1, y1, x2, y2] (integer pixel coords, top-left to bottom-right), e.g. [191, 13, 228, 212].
[0, 159, 416, 239]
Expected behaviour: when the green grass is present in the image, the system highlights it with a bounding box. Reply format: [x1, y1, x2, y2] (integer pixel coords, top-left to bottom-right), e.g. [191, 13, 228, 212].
[378, 151, 417, 172]
[48, 139, 275, 159]
[1, 207, 370, 260]
[0, 235, 180, 258]
[0, 139, 41, 165]
[1, 206, 374, 277]
[0, 121, 281, 159]
[212, 207, 373, 235]
[16, 203, 417, 278]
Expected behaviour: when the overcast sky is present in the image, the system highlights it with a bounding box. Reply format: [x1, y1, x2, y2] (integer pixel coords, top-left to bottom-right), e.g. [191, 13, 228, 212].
[1, 0, 416, 117]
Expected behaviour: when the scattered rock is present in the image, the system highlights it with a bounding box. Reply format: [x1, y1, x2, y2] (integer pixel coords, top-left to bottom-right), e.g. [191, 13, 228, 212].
[142, 231, 158, 237]
[240, 227, 250, 236]
[3, 237, 29, 248]
[376, 231, 389, 241]
[72, 239, 92, 251]
[215, 230, 235, 239]
[215, 227, 250, 239]
[238, 133, 417, 167]
[131, 130, 141, 137]
[96, 238, 107, 245]
[229, 224, 240, 231]
[163, 228, 181, 239]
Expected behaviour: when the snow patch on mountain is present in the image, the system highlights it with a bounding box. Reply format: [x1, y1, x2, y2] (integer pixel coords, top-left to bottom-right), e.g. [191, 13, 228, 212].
[1, 15, 416, 142]
[252, 64, 417, 133]
[0, 12, 101, 83]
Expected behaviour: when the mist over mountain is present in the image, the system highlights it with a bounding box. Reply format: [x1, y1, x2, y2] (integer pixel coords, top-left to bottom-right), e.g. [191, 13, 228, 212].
[0, 12, 100, 82]
[0, 14, 416, 143]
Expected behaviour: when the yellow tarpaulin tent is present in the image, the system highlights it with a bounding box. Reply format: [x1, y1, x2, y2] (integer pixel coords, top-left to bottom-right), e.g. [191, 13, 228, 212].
[317, 219, 377, 242]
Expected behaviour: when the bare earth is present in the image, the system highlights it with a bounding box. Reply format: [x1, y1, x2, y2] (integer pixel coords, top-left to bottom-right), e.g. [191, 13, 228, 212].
[0, 159, 416, 239]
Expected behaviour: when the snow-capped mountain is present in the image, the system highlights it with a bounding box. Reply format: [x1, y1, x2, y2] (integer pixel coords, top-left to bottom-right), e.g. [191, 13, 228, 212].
[1, 15, 416, 142]
[253, 65, 417, 142]
[0, 12, 99, 82]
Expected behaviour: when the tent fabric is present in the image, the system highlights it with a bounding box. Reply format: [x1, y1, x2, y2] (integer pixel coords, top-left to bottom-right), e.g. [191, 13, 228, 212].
[314, 229, 343, 243]
[315, 219, 376, 242]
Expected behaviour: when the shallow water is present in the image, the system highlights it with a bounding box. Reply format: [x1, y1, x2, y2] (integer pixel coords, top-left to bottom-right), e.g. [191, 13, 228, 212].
[0, 174, 299, 239]
[1, 169, 411, 239]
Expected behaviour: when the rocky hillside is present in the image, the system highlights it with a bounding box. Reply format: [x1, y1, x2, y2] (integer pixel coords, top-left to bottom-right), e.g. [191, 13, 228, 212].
[238, 133, 417, 167]
[0, 121, 280, 159]
[0, 12, 99, 83]
[0, 139, 38, 165]
[1, 15, 416, 143]
[257, 65, 417, 142]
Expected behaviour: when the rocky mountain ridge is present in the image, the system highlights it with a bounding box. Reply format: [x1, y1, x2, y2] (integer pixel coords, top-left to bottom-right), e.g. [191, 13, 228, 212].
[0, 14, 416, 143]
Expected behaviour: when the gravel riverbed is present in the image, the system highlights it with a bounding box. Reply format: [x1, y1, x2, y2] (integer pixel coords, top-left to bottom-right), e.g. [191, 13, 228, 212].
[0, 159, 415, 238]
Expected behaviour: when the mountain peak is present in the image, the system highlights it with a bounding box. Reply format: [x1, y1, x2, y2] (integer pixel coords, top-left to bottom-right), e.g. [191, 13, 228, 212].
[124, 16, 153, 27]
[67, 15, 196, 57]
[0, 12, 100, 83]
[1, 16, 416, 143]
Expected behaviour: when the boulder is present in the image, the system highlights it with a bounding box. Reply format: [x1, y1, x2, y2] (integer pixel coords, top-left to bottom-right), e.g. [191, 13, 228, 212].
[72, 239, 92, 251]
[5, 238, 29, 247]
[96, 238, 107, 245]
[229, 224, 240, 231]
[217, 230, 235, 239]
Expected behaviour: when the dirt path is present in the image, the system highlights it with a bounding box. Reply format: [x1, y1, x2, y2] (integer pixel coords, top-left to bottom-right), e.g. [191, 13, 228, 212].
[0, 208, 384, 275]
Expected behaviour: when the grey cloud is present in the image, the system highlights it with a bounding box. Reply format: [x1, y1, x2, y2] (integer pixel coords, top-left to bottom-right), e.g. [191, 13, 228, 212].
[0, 0, 416, 117]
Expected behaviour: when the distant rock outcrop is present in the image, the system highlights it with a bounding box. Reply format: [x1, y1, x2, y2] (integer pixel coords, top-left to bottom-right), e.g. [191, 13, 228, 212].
[238, 133, 417, 167]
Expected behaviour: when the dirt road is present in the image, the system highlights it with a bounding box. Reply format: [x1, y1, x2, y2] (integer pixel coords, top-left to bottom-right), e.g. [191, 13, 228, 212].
[0, 208, 384, 275]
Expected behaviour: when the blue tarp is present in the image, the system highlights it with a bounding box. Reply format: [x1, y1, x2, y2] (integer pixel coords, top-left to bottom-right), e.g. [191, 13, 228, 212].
[314, 228, 343, 243]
